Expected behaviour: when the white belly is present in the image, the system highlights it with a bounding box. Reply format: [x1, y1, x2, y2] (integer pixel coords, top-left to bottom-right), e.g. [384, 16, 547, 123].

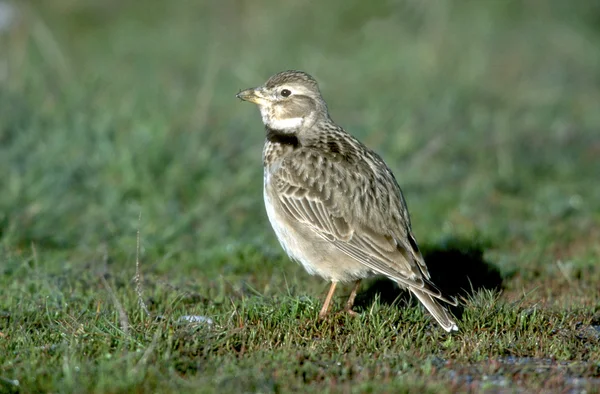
[263, 171, 321, 276]
[262, 169, 371, 282]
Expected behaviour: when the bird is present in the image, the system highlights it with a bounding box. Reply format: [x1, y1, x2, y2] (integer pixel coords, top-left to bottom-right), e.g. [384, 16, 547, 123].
[236, 70, 458, 332]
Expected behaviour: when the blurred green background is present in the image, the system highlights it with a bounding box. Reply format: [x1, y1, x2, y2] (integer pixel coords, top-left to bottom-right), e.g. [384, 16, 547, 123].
[0, 1, 599, 391]
[2, 0, 598, 274]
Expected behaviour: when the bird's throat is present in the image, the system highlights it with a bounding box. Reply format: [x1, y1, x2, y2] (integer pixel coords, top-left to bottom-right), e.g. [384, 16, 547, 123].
[266, 127, 300, 147]
[266, 116, 304, 130]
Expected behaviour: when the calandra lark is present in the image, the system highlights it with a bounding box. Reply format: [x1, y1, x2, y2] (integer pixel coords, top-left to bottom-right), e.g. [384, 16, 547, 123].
[237, 70, 458, 332]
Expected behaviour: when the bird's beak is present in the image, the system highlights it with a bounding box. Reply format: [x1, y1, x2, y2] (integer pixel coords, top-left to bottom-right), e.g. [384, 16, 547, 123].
[236, 87, 269, 105]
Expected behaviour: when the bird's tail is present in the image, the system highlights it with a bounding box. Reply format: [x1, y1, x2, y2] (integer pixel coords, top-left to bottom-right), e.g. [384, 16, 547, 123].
[410, 288, 458, 332]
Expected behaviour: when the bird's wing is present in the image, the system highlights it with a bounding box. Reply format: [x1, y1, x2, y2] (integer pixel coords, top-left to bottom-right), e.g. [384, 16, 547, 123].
[272, 148, 452, 302]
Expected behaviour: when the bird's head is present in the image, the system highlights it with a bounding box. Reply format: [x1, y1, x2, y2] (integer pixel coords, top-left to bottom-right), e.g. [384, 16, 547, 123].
[236, 70, 329, 133]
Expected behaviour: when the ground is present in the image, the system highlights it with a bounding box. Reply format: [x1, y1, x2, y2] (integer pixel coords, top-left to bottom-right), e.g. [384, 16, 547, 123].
[1, 0, 599, 392]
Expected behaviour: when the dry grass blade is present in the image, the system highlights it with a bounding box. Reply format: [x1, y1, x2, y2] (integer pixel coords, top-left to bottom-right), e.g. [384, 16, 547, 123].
[100, 274, 130, 338]
[134, 212, 151, 318]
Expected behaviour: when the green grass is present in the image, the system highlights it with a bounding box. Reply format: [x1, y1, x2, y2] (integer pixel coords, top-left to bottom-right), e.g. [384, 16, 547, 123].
[1, 0, 600, 392]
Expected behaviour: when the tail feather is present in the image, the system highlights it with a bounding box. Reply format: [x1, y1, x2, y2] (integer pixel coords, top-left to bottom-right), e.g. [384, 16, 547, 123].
[410, 288, 458, 332]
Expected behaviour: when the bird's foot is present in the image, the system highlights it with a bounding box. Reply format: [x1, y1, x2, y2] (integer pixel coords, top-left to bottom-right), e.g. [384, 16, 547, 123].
[345, 307, 359, 317]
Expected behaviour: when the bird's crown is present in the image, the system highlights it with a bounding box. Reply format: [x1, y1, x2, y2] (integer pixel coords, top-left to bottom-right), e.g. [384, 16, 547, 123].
[264, 70, 320, 92]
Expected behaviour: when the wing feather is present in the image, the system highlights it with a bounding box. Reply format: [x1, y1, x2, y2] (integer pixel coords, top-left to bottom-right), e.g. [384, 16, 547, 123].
[271, 149, 457, 303]
[270, 143, 458, 308]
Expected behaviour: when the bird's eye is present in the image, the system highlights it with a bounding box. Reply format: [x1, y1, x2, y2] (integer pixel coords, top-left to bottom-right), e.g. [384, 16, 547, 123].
[280, 89, 291, 97]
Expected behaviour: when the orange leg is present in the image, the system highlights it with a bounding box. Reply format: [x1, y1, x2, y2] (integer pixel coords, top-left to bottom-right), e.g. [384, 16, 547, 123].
[345, 279, 362, 316]
[319, 282, 338, 319]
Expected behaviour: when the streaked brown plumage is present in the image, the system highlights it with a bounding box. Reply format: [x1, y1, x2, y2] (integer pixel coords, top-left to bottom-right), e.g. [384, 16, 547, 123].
[237, 70, 458, 332]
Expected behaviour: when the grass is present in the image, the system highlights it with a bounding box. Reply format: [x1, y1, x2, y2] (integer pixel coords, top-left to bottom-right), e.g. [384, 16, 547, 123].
[1, 0, 600, 392]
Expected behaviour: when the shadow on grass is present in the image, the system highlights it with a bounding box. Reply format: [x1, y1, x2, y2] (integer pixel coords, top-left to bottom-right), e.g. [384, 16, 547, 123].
[354, 238, 503, 318]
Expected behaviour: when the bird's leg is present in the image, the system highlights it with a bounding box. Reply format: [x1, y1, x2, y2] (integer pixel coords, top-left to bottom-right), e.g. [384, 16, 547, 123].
[345, 279, 362, 316]
[319, 282, 338, 319]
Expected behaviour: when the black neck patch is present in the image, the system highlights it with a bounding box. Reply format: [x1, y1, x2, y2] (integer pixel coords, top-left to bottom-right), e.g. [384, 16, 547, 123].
[266, 127, 300, 147]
